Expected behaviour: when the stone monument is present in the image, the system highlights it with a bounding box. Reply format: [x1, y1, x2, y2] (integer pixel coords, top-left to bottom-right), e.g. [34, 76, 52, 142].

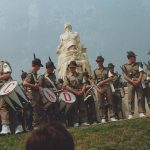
[56, 23, 92, 79]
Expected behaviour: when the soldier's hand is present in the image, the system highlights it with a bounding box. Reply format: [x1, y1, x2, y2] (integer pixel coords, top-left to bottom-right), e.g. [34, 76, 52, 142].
[98, 81, 104, 87]
[91, 81, 95, 85]
[76, 90, 83, 96]
[86, 85, 92, 89]
[34, 83, 40, 89]
[99, 88, 105, 94]
[92, 82, 98, 89]
[132, 80, 140, 86]
[62, 86, 66, 90]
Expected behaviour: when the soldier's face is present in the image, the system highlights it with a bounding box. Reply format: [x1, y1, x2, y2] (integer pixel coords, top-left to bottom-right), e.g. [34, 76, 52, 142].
[47, 67, 54, 74]
[129, 56, 136, 63]
[34, 65, 40, 71]
[97, 60, 104, 67]
[109, 68, 114, 73]
[69, 67, 76, 73]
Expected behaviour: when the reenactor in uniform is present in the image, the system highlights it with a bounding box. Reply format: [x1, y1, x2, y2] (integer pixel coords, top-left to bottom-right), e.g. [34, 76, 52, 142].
[108, 63, 124, 119]
[0, 60, 23, 135]
[57, 78, 64, 90]
[23, 57, 44, 130]
[122, 51, 145, 119]
[20, 71, 28, 92]
[20, 70, 32, 131]
[93, 56, 117, 123]
[64, 61, 89, 127]
[38, 58, 60, 123]
[143, 61, 150, 109]
[83, 71, 97, 124]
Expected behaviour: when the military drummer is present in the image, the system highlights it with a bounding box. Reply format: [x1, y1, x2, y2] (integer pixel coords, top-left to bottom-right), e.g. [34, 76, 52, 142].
[38, 58, 60, 123]
[64, 61, 89, 127]
[23, 57, 44, 130]
[0, 60, 24, 135]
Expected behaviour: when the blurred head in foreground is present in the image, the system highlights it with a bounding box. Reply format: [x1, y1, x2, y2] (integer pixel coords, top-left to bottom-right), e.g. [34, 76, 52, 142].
[25, 122, 74, 150]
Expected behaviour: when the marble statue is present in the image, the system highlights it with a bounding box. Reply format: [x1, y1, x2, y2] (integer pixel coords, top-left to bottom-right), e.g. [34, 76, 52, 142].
[56, 23, 92, 79]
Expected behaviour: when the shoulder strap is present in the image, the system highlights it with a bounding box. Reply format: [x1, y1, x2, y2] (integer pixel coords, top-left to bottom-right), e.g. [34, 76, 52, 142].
[122, 64, 128, 74]
[44, 75, 58, 91]
[27, 72, 37, 83]
[94, 69, 97, 80]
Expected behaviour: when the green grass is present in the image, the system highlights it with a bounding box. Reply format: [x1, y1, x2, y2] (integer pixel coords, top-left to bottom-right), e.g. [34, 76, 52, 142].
[1, 118, 150, 150]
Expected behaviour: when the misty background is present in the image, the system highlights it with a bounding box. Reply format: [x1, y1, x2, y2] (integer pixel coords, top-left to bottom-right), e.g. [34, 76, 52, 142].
[0, 0, 150, 80]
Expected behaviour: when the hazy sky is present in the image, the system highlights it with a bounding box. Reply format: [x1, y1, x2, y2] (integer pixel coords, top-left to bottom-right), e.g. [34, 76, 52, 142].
[0, 0, 150, 80]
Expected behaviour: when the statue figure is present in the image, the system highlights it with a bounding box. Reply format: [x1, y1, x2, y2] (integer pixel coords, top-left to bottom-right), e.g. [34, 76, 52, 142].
[56, 23, 92, 79]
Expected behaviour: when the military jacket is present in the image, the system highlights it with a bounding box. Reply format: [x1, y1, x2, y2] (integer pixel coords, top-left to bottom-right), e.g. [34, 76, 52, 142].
[122, 62, 143, 79]
[64, 72, 83, 90]
[142, 72, 150, 87]
[93, 67, 109, 84]
[112, 73, 122, 89]
[38, 72, 57, 89]
[24, 70, 39, 91]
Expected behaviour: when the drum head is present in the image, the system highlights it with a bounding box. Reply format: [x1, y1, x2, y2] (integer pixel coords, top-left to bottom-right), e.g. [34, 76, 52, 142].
[59, 92, 76, 104]
[43, 88, 56, 103]
[0, 81, 17, 96]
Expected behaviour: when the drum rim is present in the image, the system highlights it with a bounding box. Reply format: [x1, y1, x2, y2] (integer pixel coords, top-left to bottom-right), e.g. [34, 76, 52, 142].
[0, 80, 18, 96]
[43, 88, 57, 103]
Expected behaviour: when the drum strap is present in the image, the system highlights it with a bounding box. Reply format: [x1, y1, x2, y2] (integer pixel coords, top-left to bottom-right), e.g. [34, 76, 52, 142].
[45, 76, 58, 92]
[31, 73, 38, 83]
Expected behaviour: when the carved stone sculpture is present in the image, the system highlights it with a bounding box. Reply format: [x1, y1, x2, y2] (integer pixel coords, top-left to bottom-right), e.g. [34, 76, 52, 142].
[56, 23, 92, 79]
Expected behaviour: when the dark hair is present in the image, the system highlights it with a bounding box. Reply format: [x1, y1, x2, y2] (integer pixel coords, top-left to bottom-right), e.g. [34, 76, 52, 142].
[21, 71, 27, 80]
[57, 78, 64, 84]
[25, 122, 74, 150]
[127, 55, 136, 59]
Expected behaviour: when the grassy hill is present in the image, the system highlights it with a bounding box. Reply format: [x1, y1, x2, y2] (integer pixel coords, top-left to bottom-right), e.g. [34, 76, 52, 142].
[1, 118, 150, 150]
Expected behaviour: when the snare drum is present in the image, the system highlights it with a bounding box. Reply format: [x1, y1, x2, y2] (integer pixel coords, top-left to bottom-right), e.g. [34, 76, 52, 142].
[40, 88, 57, 104]
[59, 91, 76, 113]
[0, 80, 29, 111]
